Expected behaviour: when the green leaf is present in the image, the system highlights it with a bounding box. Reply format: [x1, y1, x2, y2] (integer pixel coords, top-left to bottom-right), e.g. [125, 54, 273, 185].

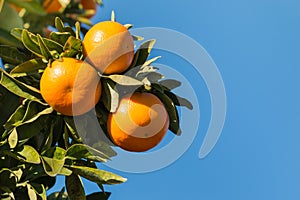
[159, 79, 181, 90]
[47, 188, 69, 200]
[28, 183, 46, 200]
[0, 45, 29, 65]
[14, 145, 40, 164]
[0, 2, 23, 32]
[10, 28, 22, 41]
[130, 40, 156, 68]
[50, 32, 72, 47]
[69, 165, 127, 185]
[0, 69, 44, 104]
[164, 90, 193, 110]
[7, 0, 47, 15]
[101, 79, 119, 112]
[132, 35, 144, 41]
[10, 58, 47, 78]
[22, 30, 43, 58]
[0, 169, 17, 192]
[37, 34, 52, 60]
[0, 28, 22, 47]
[64, 117, 82, 143]
[86, 192, 111, 200]
[66, 144, 111, 162]
[27, 184, 37, 200]
[8, 128, 18, 148]
[41, 147, 66, 177]
[66, 173, 86, 200]
[55, 17, 76, 37]
[105, 74, 144, 86]
[62, 36, 82, 57]
[151, 88, 181, 135]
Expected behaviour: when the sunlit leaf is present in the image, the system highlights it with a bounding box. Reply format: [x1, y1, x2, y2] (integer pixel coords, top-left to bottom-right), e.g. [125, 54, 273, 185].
[0, 69, 44, 104]
[22, 30, 43, 58]
[69, 165, 127, 185]
[10, 58, 46, 78]
[28, 183, 46, 200]
[66, 144, 111, 162]
[41, 147, 66, 177]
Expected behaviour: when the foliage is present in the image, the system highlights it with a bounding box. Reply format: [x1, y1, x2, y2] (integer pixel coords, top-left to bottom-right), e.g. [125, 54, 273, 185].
[0, 0, 192, 199]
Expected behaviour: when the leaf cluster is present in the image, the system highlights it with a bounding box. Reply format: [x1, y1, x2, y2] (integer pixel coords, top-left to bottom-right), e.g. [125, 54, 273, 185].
[0, 12, 193, 200]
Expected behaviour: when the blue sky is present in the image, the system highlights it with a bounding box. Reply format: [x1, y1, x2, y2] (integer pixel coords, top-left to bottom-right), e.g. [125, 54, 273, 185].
[50, 0, 300, 199]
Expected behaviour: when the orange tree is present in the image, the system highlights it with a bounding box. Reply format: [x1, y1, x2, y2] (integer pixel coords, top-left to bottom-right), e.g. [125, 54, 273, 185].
[0, 0, 192, 199]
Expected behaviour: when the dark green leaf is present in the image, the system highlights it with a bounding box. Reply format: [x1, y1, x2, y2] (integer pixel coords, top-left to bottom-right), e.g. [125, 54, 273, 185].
[10, 28, 22, 41]
[0, 45, 29, 65]
[151, 88, 181, 135]
[66, 173, 86, 200]
[55, 17, 76, 37]
[41, 147, 66, 177]
[47, 188, 68, 200]
[86, 192, 111, 200]
[159, 79, 182, 90]
[0, 69, 44, 104]
[7, 0, 47, 15]
[66, 144, 111, 162]
[0, 2, 23, 32]
[50, 32, 72, 46]
[62, 36, 82, 57]
[0, 169, 17, 192]
[37, 34, 52, 60]
[130, 40, 156, 68]
[0, 28, 22, 47]
[22, 30, 43, 58]
[164, 90, 193, 110]
[101, 79, 119, 112]
[17, 114, 53, 143]
[64, 117, 82, 143]
[69, 165, 127, 185]
[10, 58, 47, 78]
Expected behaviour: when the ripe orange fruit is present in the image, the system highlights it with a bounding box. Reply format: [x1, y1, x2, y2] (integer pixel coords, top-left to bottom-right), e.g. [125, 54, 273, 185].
[107, 92, 169, 152]
[40, 57, 101, 116]
[81, 0, 97, 18]
[43, 0, 97, 17]
[82, 21, 134, 75]
[43, 0, 66, 13]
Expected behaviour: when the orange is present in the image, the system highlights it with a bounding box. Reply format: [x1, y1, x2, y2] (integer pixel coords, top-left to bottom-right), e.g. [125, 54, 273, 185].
[43, 0, 66, 13]
[40, 57, 102, 116]
[82, 21, 134, 75]
[107, 92, 169, 152]
[43, 0, 97, 17]
[80, 0, 97, 18]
